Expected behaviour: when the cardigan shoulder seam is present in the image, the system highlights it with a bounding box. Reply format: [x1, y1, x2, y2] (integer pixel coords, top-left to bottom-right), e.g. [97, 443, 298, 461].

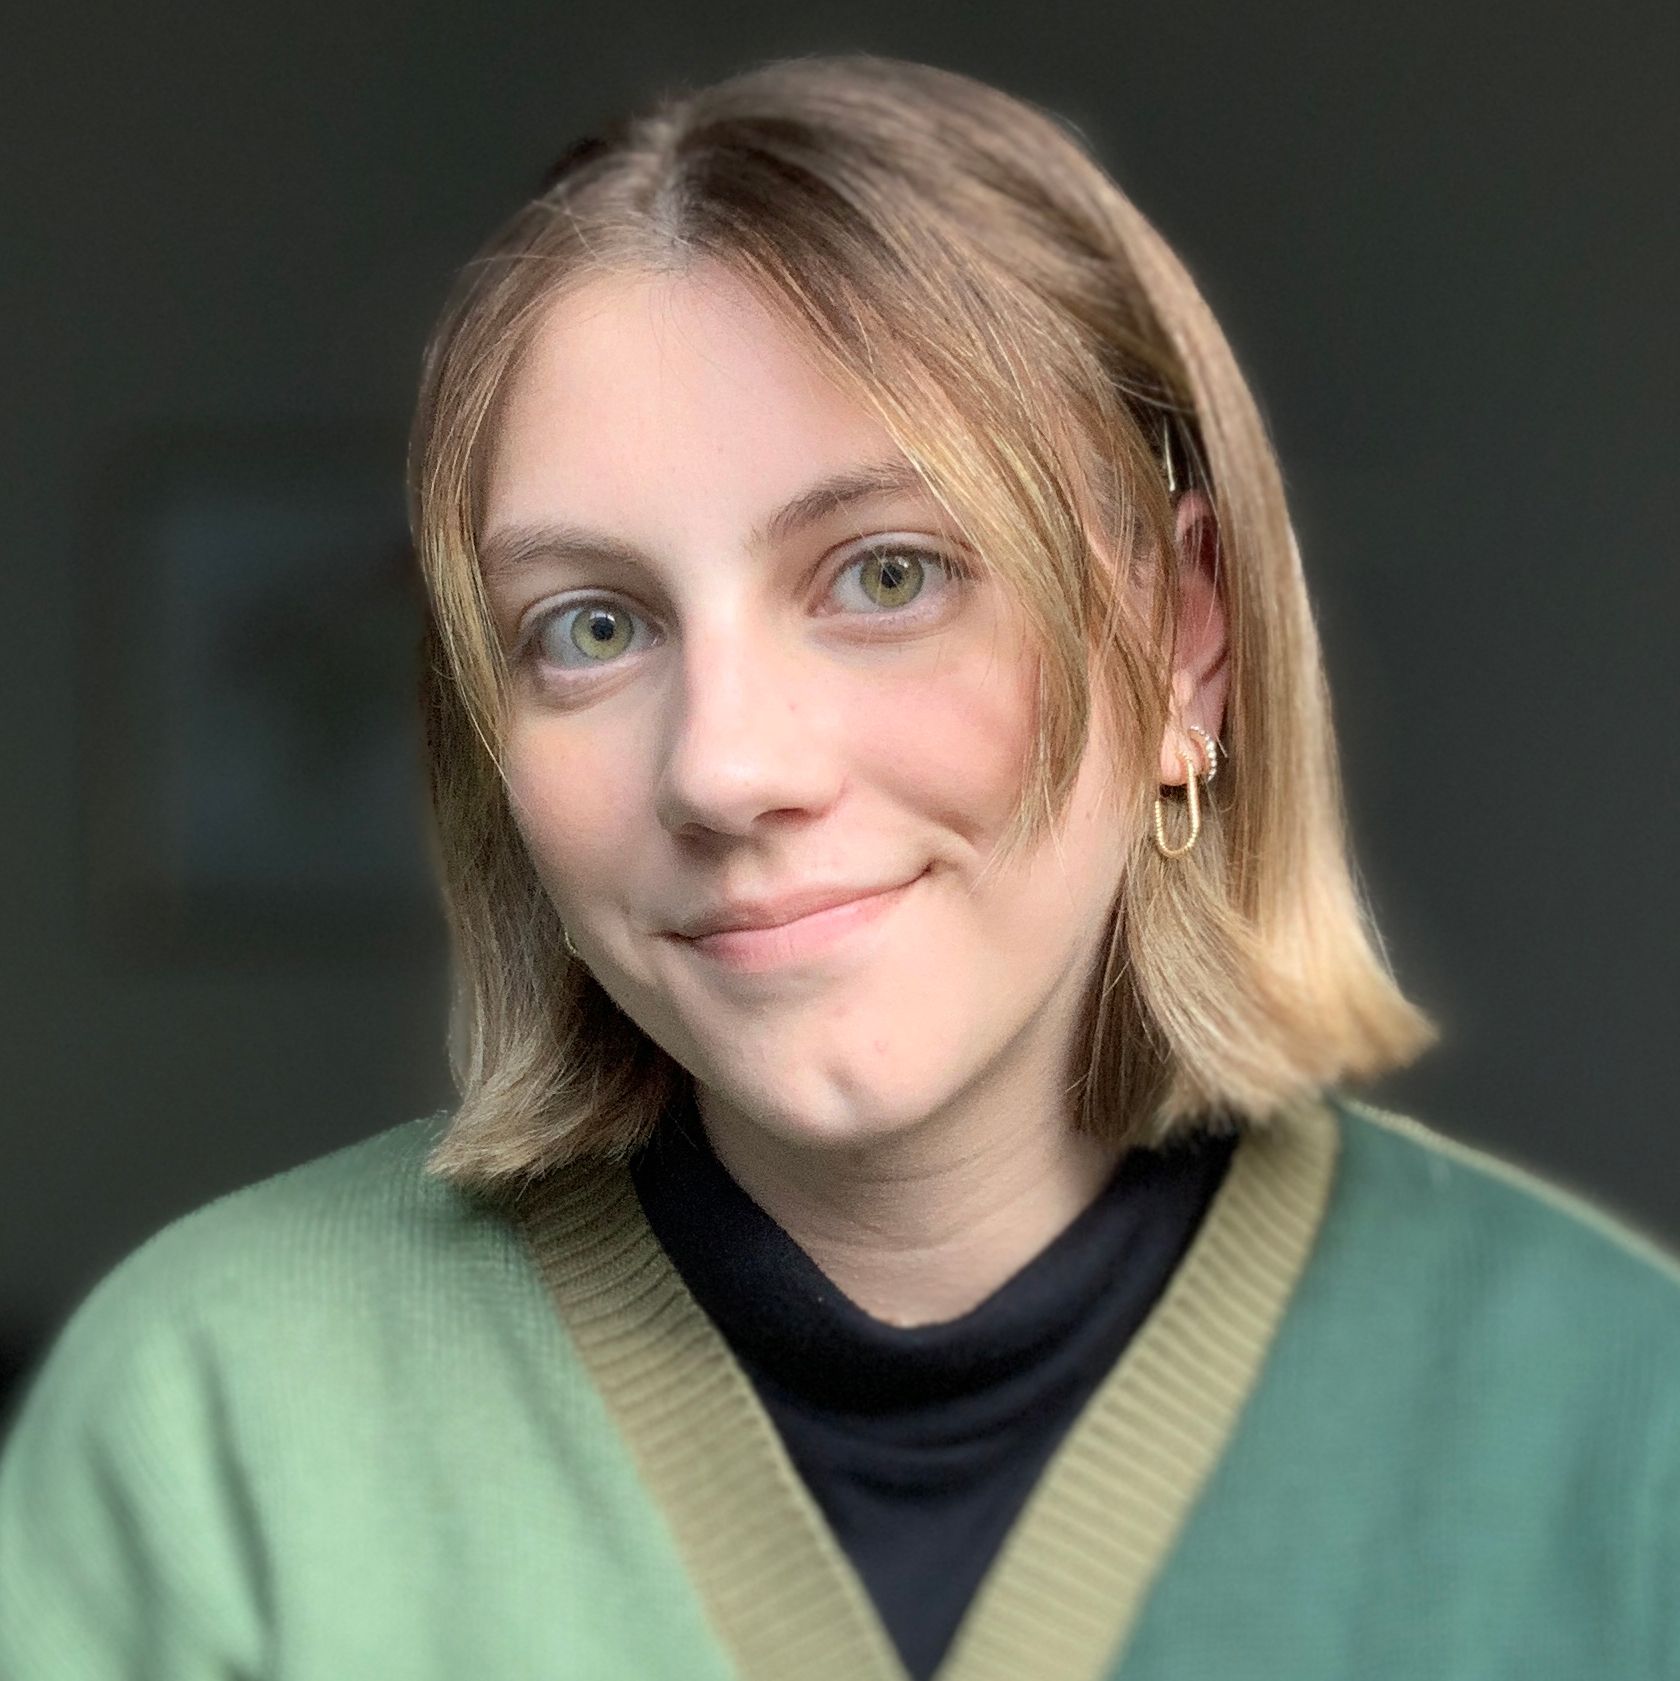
[1334, 1094, 1680, 1289]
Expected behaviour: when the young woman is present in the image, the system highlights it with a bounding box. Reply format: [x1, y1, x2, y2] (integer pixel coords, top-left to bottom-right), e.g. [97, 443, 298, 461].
[4, 52, 1678, 1681]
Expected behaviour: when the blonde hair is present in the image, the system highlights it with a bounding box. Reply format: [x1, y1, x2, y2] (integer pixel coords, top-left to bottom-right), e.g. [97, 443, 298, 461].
[408, 52, 1436, 1195]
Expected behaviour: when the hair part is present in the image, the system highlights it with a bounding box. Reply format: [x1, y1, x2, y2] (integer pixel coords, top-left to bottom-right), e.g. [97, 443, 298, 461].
[407, 51, 1436, 1198]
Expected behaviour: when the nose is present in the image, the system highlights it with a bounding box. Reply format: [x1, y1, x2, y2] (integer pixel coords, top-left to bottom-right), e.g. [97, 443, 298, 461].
[653, 612, 842, 840]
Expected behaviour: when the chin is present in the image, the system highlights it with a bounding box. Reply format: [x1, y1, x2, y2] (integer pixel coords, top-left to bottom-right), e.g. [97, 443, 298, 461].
[698, 1063, 950, 1155]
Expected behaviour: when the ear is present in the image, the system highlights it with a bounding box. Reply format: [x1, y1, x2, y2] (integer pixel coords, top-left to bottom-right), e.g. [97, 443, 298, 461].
[1156, 488, 1230, 786]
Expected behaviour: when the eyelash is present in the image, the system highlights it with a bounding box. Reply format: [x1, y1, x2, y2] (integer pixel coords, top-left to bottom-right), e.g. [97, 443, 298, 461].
[510, 544, 974, 681]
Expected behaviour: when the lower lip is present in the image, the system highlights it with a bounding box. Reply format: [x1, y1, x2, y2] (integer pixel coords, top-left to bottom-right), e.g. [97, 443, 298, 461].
[676, 872, 925, 973]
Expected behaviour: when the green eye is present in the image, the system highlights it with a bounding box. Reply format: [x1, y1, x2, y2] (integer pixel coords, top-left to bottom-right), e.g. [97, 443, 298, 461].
[833, 544, 967, 616]
[524, 601, 648, 672]
[854, 548, 928, 609]
[566, 604, 634, 663]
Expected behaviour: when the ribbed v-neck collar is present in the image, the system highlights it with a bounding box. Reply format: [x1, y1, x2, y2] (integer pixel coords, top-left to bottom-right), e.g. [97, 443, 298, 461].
[509, 1090, 1341, 1681]
[629, 1101, 1240, 1681]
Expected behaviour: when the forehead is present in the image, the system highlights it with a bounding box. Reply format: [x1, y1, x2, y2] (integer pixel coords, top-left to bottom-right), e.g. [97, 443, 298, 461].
[482, 264, 906, 538]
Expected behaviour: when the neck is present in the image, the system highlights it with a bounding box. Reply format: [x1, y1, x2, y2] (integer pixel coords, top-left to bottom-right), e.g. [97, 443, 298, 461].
[695, 1083, 1126, 1329]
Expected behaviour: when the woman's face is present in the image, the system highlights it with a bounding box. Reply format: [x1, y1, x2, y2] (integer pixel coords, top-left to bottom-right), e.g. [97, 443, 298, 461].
[478, 263, 1155, 1158]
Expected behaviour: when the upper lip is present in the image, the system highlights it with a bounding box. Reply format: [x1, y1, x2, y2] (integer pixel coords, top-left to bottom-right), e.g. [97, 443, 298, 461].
[673, 875, 916, 939]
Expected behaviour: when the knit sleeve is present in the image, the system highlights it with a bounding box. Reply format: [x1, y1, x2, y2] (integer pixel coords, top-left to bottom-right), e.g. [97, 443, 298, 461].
[1625, 1277, 1680, 1681]
[1653, 1388, 1680, 1680]
[0, 1237, 269, 1680]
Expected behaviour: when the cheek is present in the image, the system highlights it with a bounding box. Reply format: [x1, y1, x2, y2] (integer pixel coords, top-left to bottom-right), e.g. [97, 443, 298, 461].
[502, 720, 638, 906]
[853, 634, 1041, 843]
[891, 631, 1136, 940]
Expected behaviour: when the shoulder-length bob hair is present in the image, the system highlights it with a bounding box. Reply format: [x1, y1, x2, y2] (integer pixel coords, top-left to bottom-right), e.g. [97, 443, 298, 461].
[409, 52, 1436, 1195]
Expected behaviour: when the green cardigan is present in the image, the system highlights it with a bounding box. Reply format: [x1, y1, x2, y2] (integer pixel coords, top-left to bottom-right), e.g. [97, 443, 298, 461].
[3, 1092, 1678, 1680]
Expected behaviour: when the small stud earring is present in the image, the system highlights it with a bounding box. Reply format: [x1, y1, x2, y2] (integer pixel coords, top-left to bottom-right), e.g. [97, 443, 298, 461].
[1187, 723, 1221, 781]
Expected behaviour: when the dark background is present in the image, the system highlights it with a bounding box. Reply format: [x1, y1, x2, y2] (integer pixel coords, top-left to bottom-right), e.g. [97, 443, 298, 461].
[4, 2, 1676, 1422]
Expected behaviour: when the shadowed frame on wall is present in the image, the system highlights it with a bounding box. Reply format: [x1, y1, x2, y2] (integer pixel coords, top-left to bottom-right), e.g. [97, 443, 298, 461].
[77, 423, 441, 964]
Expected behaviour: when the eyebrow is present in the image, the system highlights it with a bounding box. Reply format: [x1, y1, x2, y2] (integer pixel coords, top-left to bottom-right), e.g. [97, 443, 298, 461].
[478, 455, 935, 583]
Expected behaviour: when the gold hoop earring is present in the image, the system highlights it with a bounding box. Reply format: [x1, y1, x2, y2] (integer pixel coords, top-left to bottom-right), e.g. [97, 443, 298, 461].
[1151, 726, 1224, 859]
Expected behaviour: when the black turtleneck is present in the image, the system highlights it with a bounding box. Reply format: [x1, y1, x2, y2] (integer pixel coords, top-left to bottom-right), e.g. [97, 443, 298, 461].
[630, 1099, 1237, 1681]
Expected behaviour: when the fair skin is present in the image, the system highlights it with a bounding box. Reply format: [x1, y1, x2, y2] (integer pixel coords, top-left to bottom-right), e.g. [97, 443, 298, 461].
[479, 262, 1229, 1327]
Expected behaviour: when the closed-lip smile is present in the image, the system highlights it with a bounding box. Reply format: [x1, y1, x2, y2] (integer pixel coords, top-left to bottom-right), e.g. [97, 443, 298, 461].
[672, 876, 918, 940]
[669, 870, 925, 974]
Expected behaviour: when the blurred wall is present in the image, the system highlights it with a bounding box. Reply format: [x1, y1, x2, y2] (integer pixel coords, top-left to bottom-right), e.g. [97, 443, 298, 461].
[3, 1, 1676, 1409]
